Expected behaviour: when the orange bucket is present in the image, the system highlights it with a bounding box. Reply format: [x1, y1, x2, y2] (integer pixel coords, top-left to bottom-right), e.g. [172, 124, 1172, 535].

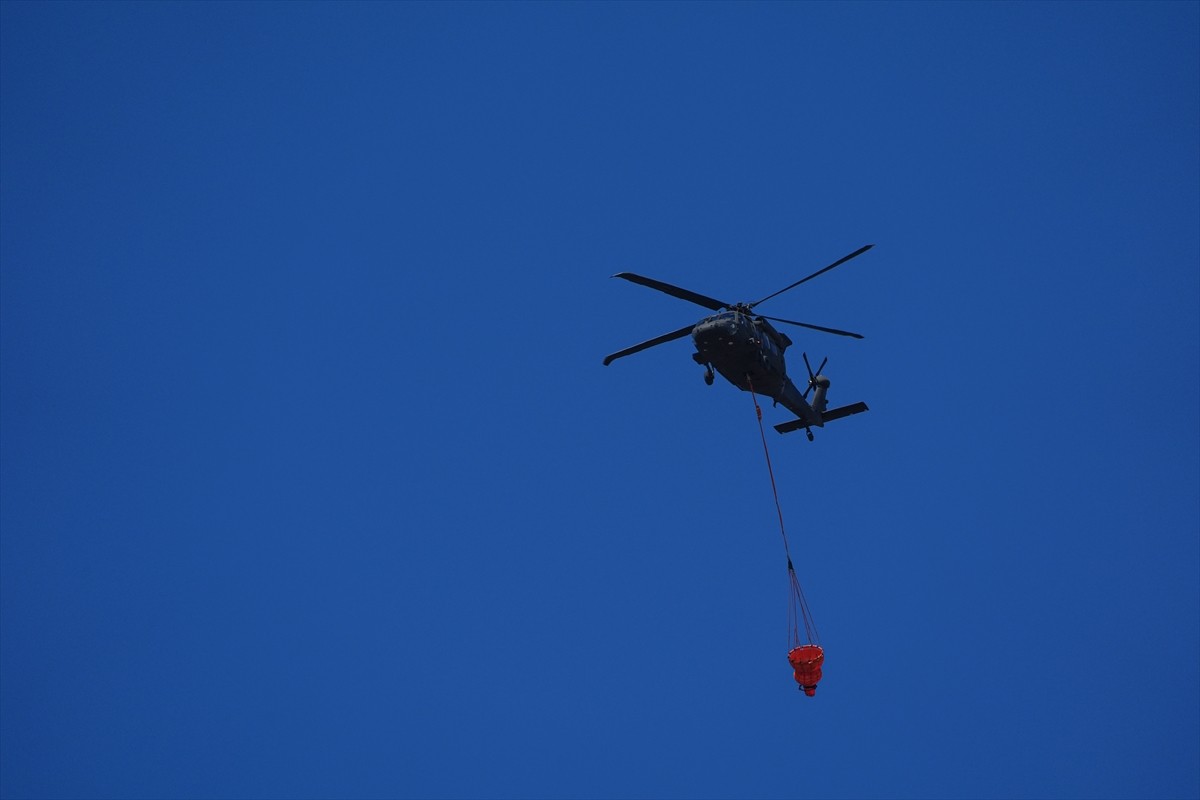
[787, 644, 824, 696]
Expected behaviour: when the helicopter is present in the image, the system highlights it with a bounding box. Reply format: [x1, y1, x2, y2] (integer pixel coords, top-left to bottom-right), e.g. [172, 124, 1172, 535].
[603, 244, 874, 441]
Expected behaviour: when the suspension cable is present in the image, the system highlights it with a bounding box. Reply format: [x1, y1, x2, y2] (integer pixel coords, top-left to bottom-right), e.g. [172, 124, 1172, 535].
[746, 376, 820, 648]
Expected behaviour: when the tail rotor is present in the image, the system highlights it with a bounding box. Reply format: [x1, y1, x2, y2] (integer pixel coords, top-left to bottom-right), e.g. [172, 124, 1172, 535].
[801, 353, 829, 401]
[801, 352, 833, 425]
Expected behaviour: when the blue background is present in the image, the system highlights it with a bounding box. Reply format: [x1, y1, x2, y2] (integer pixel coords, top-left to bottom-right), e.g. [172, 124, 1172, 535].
[2, 2, 1197, 798]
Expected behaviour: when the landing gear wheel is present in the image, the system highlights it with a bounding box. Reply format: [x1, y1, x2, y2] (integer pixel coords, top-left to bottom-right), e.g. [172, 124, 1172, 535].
[806, 430, 814, 442]
[703, 367, 714, 385]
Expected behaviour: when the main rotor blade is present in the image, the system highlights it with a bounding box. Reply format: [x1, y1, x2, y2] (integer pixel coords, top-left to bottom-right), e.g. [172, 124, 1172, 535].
[612, 272, 729, 312]
[603, 323, 695, 366]
[749, 244, 874, 308]
[759, 315, 864, 339]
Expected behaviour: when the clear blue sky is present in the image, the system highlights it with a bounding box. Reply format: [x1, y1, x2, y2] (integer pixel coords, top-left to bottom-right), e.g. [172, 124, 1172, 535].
[2, 2, 1197, 798]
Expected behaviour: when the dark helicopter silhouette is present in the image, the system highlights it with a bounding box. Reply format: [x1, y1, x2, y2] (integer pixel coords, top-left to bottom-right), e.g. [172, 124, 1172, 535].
[604, 244, 874, 441]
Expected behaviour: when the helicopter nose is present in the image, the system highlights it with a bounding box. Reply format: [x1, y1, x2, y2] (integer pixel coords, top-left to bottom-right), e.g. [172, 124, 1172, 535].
[694, 317, 736, 342]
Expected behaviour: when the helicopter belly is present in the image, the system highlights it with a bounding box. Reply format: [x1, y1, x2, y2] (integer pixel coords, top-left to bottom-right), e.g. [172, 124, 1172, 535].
[714, 359, 784, 397]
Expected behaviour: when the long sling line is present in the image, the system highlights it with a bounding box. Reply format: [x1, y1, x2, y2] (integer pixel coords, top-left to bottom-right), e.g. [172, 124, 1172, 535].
[746, 376, 820, 648]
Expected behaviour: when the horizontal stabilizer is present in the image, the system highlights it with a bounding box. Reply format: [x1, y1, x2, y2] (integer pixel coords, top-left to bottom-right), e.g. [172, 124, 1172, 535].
[821, 401, 869, 423]
[774, 401, 869, 434]
[774, 418, 809, 435]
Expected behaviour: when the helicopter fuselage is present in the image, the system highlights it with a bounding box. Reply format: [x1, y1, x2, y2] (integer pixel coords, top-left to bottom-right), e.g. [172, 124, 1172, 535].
[691, 310, 814, 421]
